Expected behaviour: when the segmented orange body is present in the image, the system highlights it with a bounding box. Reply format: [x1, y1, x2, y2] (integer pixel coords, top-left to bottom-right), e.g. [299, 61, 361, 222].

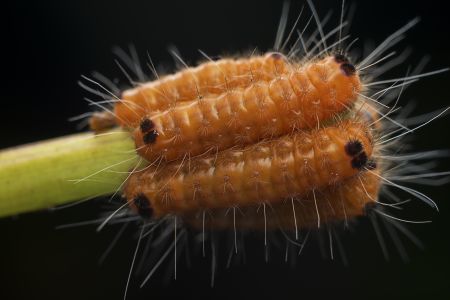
[131, 55, 361, 162]
[78, 1, 450, 285]
[184, 170, 380, 230]
[124, 120, 374, 219]
[89, 51, 379, 229]
[115, 53, 291, 127]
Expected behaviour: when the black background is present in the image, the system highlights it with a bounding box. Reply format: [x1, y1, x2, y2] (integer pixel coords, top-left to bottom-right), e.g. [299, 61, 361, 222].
[1, 0, 450, 299]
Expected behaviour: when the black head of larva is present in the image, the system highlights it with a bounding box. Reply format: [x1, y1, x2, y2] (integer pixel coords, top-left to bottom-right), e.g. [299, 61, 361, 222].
[143, 130, 159, 144]
[341, 63, 356, 76]
[333, 54, 356, 76]
[133, 193, 153, 219]
[345, 140, 363, 156]
[345, 140, 370, 170]
[140, 117, 154, 133]
[351, 152, 368, 170]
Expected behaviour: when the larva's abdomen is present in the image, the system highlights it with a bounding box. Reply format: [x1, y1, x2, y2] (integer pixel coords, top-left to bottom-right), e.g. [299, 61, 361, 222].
[134, 56, 361, 162]
[115, 53, 291, 127]
[124, 120, 374, 218]
[184, 170, 381, 230]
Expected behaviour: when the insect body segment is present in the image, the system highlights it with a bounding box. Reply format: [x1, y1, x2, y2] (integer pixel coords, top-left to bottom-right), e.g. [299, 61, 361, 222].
[114, 53, 290, 127]
[109, 51, 372, 228]
[77, 4, 450, 287]
[124, 120, 374, 219]
[114, 54, 359, 128]
[131, 55, 361, 162]
[184, 170, 381, 230]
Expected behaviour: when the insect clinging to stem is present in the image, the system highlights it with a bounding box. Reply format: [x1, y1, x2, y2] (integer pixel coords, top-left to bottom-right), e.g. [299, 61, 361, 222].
[73, 0, 450, 289]
[15, 0, 447, 296]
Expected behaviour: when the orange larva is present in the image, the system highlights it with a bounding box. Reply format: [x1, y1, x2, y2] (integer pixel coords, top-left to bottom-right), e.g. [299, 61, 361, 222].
[130, 55, 361, 162]
[114, 52, 291, 128]
[124, 119, 375, 219]
[77, 2, 450, 289]
[184, 170, 381, 230]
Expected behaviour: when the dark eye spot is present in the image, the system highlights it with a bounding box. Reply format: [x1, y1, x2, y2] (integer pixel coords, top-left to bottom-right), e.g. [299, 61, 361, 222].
[143, 130, 159, 144]
[334, 53, 349, 64]
[351, 152, 368, 170]
[133, 193, 153, 219]
[140, 118, 154, 132]
[341, 63, 356, 76]
[345, 140, 363, 156]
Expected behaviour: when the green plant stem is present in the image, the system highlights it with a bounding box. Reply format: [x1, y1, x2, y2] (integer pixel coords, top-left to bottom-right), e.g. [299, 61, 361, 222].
[0, 129, 138, 218]
[0, 109, 356, 219]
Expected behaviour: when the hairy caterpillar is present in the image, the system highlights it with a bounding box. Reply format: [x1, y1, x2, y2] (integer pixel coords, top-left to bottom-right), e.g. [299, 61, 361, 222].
[114, 52, 292, 127]
[124, 119, 374, 218]
[184, 170, 381, 230]
[95, 54, 362, 163]
[68, 0, 450, 296]
[4, 1, 450, 299]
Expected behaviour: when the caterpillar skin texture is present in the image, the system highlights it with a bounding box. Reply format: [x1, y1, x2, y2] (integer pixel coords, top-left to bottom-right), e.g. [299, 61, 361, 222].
[115, 52, 291, 127]
[124, 119, 374, 219]
[132, 55, 361, 162]
[76, 2, 450, 290]
[184, 170, 380, 230]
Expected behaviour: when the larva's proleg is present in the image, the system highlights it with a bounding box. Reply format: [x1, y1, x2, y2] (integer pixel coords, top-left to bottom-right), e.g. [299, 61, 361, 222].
[133, 55, 361, 162]
[184, 169, 381, 230]
[124, 119, 374, 219]
[114, 53, 291, 128]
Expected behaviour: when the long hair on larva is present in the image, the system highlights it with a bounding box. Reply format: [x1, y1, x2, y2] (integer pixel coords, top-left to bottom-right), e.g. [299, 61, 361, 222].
[67, 0, 449, 296]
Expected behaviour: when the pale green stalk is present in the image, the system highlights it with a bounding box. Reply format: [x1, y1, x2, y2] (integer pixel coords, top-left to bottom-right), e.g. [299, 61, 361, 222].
[0, 110, 354, 218]
[0, 129, 138, 218]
